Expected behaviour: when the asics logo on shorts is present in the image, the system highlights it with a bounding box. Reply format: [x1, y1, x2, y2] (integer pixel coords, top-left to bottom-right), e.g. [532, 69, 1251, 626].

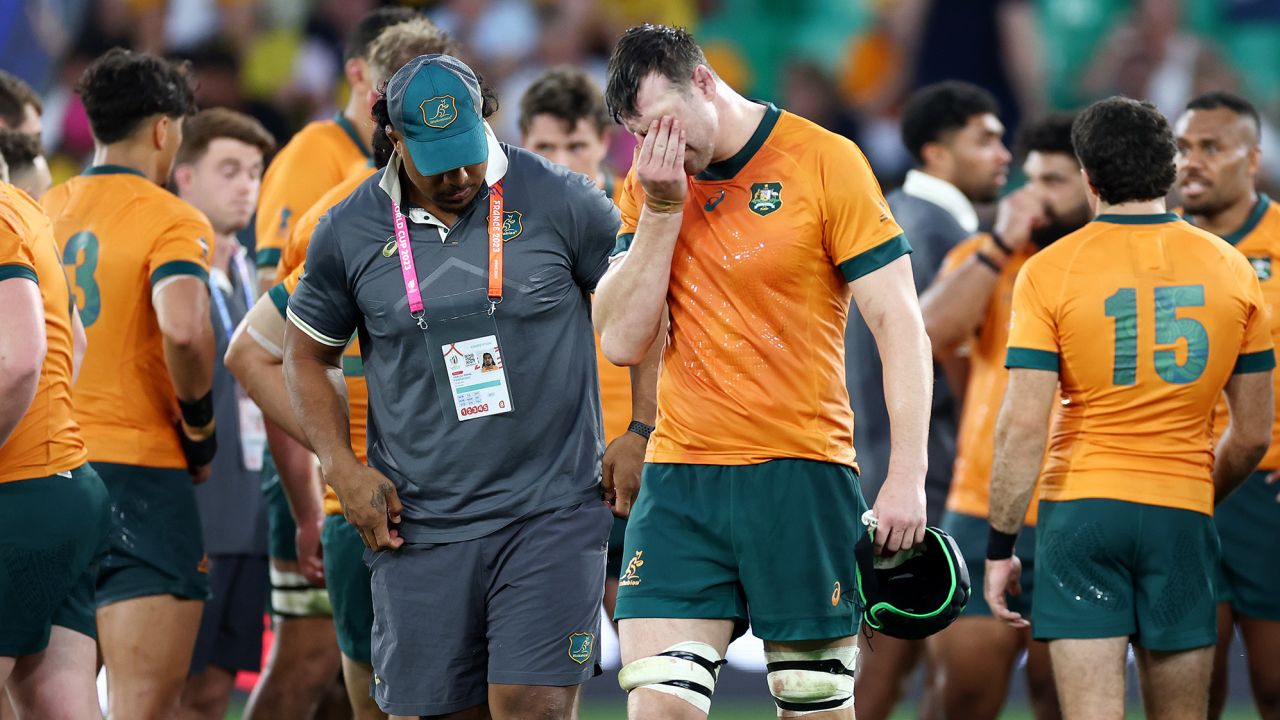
[619, 550, 644, 587]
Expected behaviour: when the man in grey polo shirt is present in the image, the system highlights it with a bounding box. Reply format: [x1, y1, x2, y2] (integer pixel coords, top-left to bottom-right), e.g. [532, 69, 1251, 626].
[283, 54, 625, 718]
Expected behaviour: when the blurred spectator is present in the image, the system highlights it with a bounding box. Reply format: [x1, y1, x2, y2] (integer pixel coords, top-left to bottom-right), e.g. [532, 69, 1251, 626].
[781, 60, 858, 141]
[180, 41, 290, 150]
[0, 130, 53, 199]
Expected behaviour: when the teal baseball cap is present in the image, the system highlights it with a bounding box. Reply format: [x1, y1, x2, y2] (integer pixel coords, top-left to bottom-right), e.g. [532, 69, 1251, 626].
[386, 54, 488, 176]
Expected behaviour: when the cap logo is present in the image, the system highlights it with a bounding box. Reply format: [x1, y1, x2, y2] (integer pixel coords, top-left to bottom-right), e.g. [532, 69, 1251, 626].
[420, 95, 458, 129]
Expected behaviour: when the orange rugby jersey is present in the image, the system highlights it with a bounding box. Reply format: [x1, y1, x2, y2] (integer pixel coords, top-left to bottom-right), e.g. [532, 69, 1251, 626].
[615, 105, 907, 467]
[0, 183, 87, 482]
[597, 173, 633, 443]
[43, 165, 216, 469]
[274, 166, 375, 516]
[255, 114, 370, 272]
[1006, 213, 1275, 516]
[1197, 194, 1280, 470]
[939, 236, 1041, 525]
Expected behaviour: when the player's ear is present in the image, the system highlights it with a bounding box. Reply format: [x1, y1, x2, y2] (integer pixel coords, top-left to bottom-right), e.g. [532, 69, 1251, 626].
[152, 115, 169, 152]
[172, 163, 192, 192]
[1246, 143, 1262, 180]
[691, 65, 717, 101]
[346, 58, 366, 89]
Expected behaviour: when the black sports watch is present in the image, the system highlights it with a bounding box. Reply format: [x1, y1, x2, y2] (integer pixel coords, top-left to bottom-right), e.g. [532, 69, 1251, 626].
[627, 420, 654, 441]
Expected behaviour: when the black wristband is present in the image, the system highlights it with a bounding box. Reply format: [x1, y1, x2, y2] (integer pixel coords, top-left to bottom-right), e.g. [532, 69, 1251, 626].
[178, 391, 215, 429]
[974, 252, 1002, 273]
[986, 527, 1019, 560]
[990, 232, 1013, 255]
[178, 426, 217, 470]
[628, 420, 654, 440]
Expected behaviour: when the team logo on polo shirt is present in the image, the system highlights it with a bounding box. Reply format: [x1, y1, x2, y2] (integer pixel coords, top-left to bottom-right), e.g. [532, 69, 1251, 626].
[382, 236, 396, 257]
[420, 96, 458, 129]
[1249, 256, 1272, 281]
[502, 210, 523, 242]
[748, 182, 783, 217]
[567, 632, 594, 664]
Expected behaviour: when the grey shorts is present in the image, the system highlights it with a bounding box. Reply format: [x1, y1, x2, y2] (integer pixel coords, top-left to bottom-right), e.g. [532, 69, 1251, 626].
[365, 501, 612, 716]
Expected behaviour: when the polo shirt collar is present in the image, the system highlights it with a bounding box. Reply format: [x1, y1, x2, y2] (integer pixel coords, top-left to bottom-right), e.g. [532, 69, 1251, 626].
[902, 169, 979, 234]
[379, 121, 508, 226]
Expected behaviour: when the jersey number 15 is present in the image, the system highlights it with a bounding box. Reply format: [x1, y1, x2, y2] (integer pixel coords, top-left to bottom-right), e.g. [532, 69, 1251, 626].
[1104, 285, 1208, 386]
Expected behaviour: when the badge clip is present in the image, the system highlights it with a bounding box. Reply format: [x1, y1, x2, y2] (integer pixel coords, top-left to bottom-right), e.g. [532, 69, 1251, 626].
[412, 311, 428, 330]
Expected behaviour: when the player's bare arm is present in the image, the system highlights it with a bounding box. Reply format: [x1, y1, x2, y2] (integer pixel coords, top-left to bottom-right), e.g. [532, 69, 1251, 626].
[226, 295, 309, 445]
[603, 315, 663, 517]
[283, 321, 403, 552]
[0, 276, 46, 446]
[595, 117, 685, 366]
[985, 367, 1056, 628]
[1214, 370, 1273, 502]
[851, 255, 930, 553]
[70, 305, 86, 384]
[155, 275, 217, 482]
[922, 189, 1043, 358]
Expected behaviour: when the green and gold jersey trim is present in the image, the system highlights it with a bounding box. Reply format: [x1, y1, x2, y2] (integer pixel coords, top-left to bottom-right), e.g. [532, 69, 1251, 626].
[1006, 347, 1059, 372]
[342, 355, 364, 377]
[837, 234, 911, 282]
[0, 263, 37, 283]
[150, 260, 209, 288]
[1093, 212, 1180, 225]
[268, 282, 290, 318]
[256, 247, 282, 270]
[334, 112, 372, 160]
[1234, 349, 1276, 374]
[81, 164, 147, 178]
[695, 103, 781, 182]
[1222, 194, 1271, 246]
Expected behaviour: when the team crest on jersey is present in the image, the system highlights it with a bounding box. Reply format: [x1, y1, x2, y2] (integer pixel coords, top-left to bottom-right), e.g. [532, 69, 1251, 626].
[1249, 256, 1272, 281]
[748, 182, 783, 216]
[502, 210, 523, 242]
[420, 95, 458, 129]
[567, 633, 594, 664]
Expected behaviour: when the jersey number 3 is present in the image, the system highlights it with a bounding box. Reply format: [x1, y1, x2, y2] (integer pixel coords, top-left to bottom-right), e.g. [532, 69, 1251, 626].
[1104, 285, 1208, 386]
[63, 231, 101, 327]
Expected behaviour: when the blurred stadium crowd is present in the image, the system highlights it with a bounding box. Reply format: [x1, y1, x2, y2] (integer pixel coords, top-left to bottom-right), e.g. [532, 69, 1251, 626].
[6, 0, 1280, 191]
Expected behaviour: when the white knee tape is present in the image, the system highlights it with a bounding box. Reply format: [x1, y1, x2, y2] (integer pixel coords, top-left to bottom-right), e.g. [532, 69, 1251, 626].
[269, 566, 333, 617]
[765, 645, 858, 716]
[618, 641, 726, 714]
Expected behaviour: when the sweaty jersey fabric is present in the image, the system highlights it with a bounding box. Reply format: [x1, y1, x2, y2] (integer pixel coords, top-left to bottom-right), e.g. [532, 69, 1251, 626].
[1193, 194, 1280, 470]
[1006, 213, 1275, 516]
[0, 183, 87, 483]
[288, 145, 619, 543]
[939, 235, 1038, 525]
[614, 104, 907, 468]
[275, 163, 378, 516]
[255, 115, 370, 270]
[44, 165, 215, 469]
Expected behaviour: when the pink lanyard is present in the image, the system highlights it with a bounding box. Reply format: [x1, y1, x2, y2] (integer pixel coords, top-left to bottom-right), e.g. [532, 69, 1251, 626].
[392, 181, 504, 329]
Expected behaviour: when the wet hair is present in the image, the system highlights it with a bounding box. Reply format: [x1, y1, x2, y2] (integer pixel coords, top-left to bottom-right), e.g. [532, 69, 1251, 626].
[175, 108, 276, 166]
[1072, 97, 1176, 204]
[900, 81, 1000, 164]
[604, 24, 711, 123]
[366, 17, 458, 86]
[0, 70, 41, 129]
[77, 48, 197, 144]
[1185, 90, 1262, 143]
[519, 66, 610, 137]
[1017, 112, 1077, 161]
[345, 7, 420, 63]
[0, 129, 40, 175]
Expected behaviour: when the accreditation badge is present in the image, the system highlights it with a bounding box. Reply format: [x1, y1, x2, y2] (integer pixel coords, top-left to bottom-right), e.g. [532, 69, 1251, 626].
[235, 385, 266, 471]
[440, 335, 514, 421]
